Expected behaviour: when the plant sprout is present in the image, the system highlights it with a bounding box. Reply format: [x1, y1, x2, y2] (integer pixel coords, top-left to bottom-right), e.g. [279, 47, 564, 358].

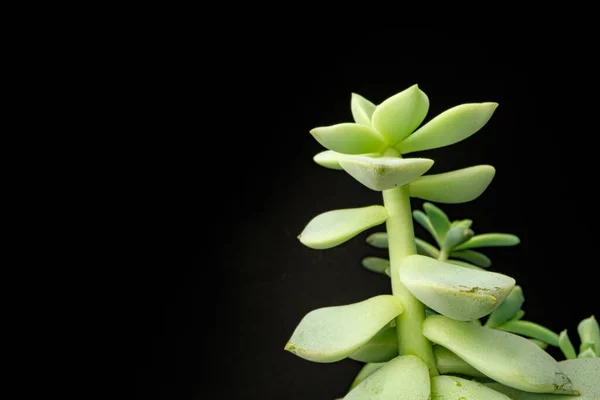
[284, 85, 599, 399]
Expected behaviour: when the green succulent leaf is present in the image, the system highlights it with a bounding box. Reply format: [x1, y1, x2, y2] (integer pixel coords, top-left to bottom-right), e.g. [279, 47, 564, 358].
[487, 358, 600, 399]
[351, 93, 377, 127]
[285, 295, 403, 363]
[313, 150, 346, 170]
[431, 375, 511, 400]
[348, 363, 386, 391]
[453, 233, 520, 251]
[578, 315, 600, 355]
[578, 348, 597, 358]
[450, 249, 492, 268]
[361, 257, 390, 275]
[349, 326, 398, 363]
[559, 330, 577, 360]
[433, 345, 487, 378]
[412, 210, 440, 244]
[371, 84, 429, 145]
[496, 320, 560, 347]
[299, 206, 388, 249]
[442, 226, 474, 252]
[423, 202, 451, 243]
[408, 165, 496, 203]
[398, 102, 498, 154]
[399, 255, 515, 321]
[366, 232, 388, 248]
[415, 238, 440, 258]
[423, 315, 574, 394]
[446, 259, 485, 270]
[529, 339, 549, 349]
[339, 156, 434, 191]
[344, 355, 430, 400]
[310, 123, 387, 154]
[452, 218, 473, 228]
[485, 285, 525, 328]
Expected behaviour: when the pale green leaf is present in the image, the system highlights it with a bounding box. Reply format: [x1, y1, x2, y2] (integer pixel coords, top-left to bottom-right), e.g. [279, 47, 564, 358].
[339, 156, 433, 191]
[446, 259, 485, 270]
[351, 93, 376, 127]
[310, 123, 387, 154]
[349, 326, 398, 363]
[299, 206, 388, 249]
[450, 249, 492, 268]
[451, 218, 473, 228]
[285, 295, 403, 363]
[415, 238, 440, 258]
[578, 315, 600, 355]
[344, 355, 430, 400]
[313, 150, 346, 170]
[578, 348, 597, 358]
[412, 210, 440, 244]
[442, 226, 474, 251]
[529, 339, 549, 349]
[512, 310, 526, 321]
[485, 285, 525, 328]
[348, 363, 386, 391]
[453, 233, 520, 251]
[400, 255, 515, 321]
[487, 358, 600, 399]
[408, 165, 496, 203]
[398, 102, 498, 154]
[559, 330, 577, 360]
[361, 257, 390, 275]
[433, 345, 487, 378]
[371, 84, 429, 145]
[366, 232, 388, 248]
[423, 202, 451, 242]
[496, 320, 560, 347]
[432, 375, 511, 400]
[423, 315, 574, 394]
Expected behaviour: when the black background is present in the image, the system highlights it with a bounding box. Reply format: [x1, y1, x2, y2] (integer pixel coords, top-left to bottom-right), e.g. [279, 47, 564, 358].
[134, 32, 598, 399]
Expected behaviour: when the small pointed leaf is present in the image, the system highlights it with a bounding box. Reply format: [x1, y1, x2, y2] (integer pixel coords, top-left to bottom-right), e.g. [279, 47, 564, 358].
[313, 150, 346, 170]
[423, 202, 451, 242]
[485, 285, 525, 328]
[450, 249, 492, 268]
[310, 123, 387, 154]
[529, 339, 549, 349]
[371, 85, 429, 145]
[349, 326, 398, 363]
[409, 165, 496, 203]
[496, 320, 560, 347]
[351, 93, 376, 127]
[442, 226, 474, 251]
[399, 102, 498, 154]
[578, 348, 597, 358]
[578, 315, 600, 355]
[366, 232, 388, 248]
[559, 330, 577, 360]
[452, 218, 473, 228]
[412, 210, 440, 244]
[415, 238, 440, 258]
[400, 255, 515, 321]
[349, 363, 386, 391]
[285, 295, 403, 363]
[423, 315, 574, 394]
[433, 345, 487, 378]
[432, 375, 511, 400]
[453, 233, 520, 250]
[339, 156, 433, 191]
[344, 355, 430, 400]
[299, 206, 388, 249]
[361, 257, 390, 275]
[446, 259, 485, 270]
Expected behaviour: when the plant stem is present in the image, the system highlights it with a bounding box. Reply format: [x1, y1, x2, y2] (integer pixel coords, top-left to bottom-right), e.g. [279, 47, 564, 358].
[438, 250, 448, 261]
[383, 185, 439, 376]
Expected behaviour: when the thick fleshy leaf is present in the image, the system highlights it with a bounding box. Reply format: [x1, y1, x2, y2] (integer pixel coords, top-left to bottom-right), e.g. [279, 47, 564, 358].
[398, 102, 498, 154]
[344, 355, 430, 400]
[487, 358, 600, 399]
[371, 85, 429, 145]
[559, 330, 577, 360]
[349, 326, 398, 362]
[351, 93, 377, 127]
[400, 255, 515, 321]
[496, 320, 560, 347]
[450, 249, 492, 268]
[485, 285, 524, 328]
[412, 210, 440, 244]
[433, 345, 487, 378]
[361, 257, 390, 275]
[432, 375, 511, 400]
[313, 150, 346, 170]
[578, 348, 597, 358]
[339, 156, 434, 191]
[310, 123, 387, 154]
[349, 363, 386, 391]
[578, 315, 600, 355]
[423, 202, 451, 242]
[442, 226, 474, 251]
[423, 315, 574, 394]
[408, 165, 496, 203]
[299, 206, 388, 249]
[285, 295, 403, 363]
[446, 259, 485, 270]
[453, 233, 520, 250]
[530, 339, 549, 349]
[366, 232, 388, 248]
[415, 238, 440, 258]
[512, 309, 526, 321]
[452, 218, 473, 228]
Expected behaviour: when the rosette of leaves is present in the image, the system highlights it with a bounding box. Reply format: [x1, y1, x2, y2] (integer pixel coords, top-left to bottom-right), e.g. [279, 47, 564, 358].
[285, 85, 598, 399]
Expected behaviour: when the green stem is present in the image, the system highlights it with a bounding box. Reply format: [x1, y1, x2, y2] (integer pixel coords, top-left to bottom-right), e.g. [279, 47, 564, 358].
[383, 185, 438, 376]
[438, 250, 448, 261]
